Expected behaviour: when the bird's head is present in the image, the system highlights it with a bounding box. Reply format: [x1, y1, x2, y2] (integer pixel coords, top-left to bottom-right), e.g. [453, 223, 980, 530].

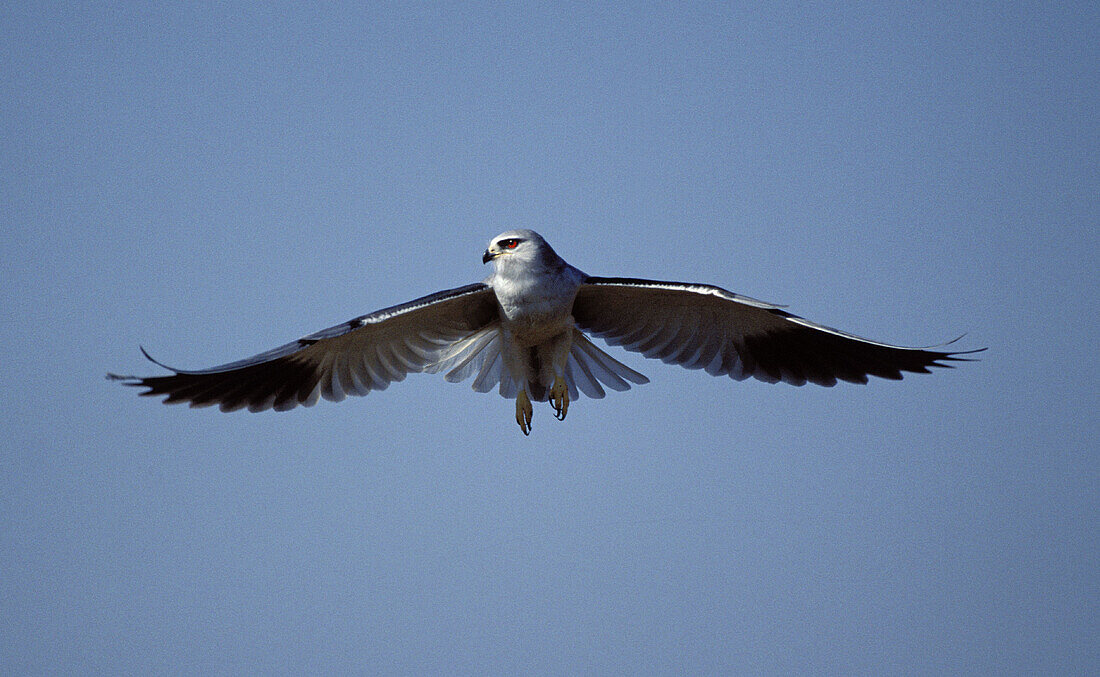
[482, 230, 554, 267]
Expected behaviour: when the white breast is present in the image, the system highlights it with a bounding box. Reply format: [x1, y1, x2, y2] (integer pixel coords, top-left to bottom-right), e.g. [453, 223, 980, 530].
[492, 262, 585, 346]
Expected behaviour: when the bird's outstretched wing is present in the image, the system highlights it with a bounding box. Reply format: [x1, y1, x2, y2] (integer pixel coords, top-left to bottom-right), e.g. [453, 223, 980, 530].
[108, 283, 498, 411]
[572, 277, 983, 386]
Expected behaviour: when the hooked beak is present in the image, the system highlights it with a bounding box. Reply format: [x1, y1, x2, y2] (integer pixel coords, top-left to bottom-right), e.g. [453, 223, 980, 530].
[482, 249, 497, 264]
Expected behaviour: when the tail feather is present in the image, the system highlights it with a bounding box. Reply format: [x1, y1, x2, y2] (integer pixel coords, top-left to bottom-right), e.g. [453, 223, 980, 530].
[564, 330, 648, 398]
[570, 331, 649, 392]
[566, 355, 602, 399]
[431, 325, 649, 401]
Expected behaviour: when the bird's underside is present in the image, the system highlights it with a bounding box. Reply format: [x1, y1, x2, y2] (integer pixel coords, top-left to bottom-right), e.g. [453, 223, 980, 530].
[109, 230, 983, 435]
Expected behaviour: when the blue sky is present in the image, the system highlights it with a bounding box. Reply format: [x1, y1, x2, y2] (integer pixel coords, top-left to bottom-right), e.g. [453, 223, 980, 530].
[2, 2, 1097, 674]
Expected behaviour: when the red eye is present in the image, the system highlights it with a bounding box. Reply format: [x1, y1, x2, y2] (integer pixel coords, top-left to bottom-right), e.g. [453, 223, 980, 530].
[501, 239, 519, 249]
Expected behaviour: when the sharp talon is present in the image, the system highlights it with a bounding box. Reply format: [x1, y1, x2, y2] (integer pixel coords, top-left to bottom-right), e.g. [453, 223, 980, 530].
[550, 375, 569, 421]
[515, 390, 533, 435]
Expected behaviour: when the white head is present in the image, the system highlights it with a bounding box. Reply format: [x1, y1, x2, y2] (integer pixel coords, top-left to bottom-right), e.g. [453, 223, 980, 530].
[482, 230, 562, 269]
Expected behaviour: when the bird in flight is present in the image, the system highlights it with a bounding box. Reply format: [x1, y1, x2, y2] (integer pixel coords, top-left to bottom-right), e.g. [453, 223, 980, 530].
[110, 230, 982, 434]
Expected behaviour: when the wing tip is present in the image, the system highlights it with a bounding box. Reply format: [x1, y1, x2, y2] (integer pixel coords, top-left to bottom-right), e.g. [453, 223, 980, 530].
[138, 345, 183, 372]
[108, 346, 183, 386]
[931, 334, 987, 356]
[931, 342, 987, 366]
[106, 370, 149, 388]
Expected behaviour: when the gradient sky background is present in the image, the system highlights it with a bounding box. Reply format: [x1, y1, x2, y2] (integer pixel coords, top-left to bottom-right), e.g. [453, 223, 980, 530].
[2, 2, 1097, 674]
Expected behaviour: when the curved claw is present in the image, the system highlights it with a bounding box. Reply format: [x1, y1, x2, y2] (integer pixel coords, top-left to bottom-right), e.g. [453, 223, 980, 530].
[550, 375, 569, 421]
[515, 389, 533, 436]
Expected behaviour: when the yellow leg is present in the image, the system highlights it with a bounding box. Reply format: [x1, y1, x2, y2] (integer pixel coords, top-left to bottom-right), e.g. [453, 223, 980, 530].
[550, 375, 569, 421]
[515, 389, 533, 436]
